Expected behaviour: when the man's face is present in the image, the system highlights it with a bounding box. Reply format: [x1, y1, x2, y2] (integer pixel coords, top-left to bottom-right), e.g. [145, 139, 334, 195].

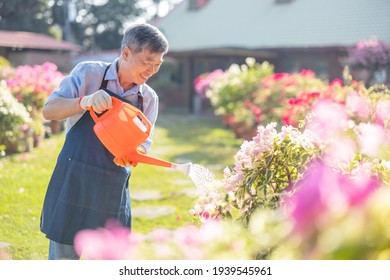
[123, 47, 164, 85]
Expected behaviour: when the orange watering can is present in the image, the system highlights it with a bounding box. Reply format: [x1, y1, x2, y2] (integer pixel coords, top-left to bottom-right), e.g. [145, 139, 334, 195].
[89, 96, 192, 176]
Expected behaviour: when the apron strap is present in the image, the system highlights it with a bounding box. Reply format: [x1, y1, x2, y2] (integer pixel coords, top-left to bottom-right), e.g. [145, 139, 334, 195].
[100, 64, 144, 112]
[100, 64, 111, 89]
[137, 92, 143, 112]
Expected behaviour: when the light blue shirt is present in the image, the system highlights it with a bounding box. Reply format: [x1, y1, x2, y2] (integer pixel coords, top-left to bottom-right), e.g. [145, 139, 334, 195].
[45, 57, 159, 152]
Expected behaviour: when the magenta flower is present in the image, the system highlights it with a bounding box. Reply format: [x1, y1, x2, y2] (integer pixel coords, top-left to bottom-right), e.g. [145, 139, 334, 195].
[284, 160, 329, 233]
[285, 160, 379, 234]
[193, 69, 224, 97]
[337, 165, 380, 206]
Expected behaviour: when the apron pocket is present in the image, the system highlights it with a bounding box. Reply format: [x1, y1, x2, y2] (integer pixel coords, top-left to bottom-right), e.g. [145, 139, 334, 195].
[59, 158, 129, 214]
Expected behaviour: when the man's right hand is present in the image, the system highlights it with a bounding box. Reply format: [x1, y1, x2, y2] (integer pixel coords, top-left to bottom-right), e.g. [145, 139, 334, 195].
[79, 89, 112, 113]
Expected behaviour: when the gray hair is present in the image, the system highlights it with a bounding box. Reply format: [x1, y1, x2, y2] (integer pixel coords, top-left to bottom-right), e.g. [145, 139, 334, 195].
[121, 23, 169, 54]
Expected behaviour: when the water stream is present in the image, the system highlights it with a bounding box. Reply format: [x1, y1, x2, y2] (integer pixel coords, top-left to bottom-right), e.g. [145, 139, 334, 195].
[188, 163, 218, 196]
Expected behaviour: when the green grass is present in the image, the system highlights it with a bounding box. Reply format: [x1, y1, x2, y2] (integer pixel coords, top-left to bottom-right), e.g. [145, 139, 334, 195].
[0, 110, 242, 260]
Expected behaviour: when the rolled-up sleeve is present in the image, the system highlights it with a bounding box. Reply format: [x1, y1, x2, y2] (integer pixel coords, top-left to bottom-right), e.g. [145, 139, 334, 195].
[45, 63, 88, 105]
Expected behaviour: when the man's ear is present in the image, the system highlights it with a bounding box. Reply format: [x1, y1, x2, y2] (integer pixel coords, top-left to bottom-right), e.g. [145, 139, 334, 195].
[122, 46, 131, 60]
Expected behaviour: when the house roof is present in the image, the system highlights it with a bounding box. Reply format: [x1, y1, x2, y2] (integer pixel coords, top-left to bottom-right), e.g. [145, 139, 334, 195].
[154, 0, 390, 52]
[0, 30, 82, 52]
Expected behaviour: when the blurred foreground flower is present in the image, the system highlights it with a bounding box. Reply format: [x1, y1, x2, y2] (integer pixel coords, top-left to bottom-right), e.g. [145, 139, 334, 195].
[284, 159, 380, 234]
[74, 220, 144, 260]
[75, 220, 257, 260]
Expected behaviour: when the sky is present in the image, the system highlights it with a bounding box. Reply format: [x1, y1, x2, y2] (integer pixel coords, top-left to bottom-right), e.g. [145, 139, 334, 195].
[137, 0, 183, 20]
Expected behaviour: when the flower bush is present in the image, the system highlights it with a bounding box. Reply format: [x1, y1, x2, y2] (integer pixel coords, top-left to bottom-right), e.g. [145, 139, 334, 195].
[0, 80, 31, 154]
[4, 62, 63, 113]
[2, 62, 64, 148]
[250, 69, 326, 127]
[188, 84, 390, 259]
[199, 60, 362, 139]
[190, 123, 321, 224]
[346, 38, 390, 71]
[281, 73, 366, 126]
[192, 84, 390, 222]
[204, 58, 274, 136]
[345, 38, 390, 86]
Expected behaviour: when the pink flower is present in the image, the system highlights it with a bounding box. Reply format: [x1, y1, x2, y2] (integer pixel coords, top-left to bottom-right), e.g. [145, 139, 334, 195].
[251, 105, 261, 115]
[325, 137, 357, 165]
[173, 225, 201, 247]
[244, 99, 252, 107]
[345, 92, 371, 119]
[356, 123, 387, 157]
[307, 100, 349, 140]
[151, 228, 171, 243]
[74, 220, 141, 260]
[193, 69, 224, 96]
[375, 100, 390, 126]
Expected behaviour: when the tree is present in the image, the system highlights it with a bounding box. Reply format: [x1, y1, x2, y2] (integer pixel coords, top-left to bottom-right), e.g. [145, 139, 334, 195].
[0, 0, 50, 33]
[0, 0, 180, 51]
[50, 0, 140, 50]
[51, 0, 174, 50]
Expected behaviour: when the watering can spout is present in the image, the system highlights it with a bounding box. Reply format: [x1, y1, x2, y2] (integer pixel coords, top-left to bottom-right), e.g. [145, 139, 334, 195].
[171, 162, 193, 177]
[128, 152, 172, 168]
[128, 152, 192, 177]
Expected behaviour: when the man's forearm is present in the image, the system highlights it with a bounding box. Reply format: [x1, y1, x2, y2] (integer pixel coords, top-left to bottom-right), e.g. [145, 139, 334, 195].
[42, 97, 84, 120]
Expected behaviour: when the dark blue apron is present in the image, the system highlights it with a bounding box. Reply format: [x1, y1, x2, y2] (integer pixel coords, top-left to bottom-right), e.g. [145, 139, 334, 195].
[40, 65, 143, 245]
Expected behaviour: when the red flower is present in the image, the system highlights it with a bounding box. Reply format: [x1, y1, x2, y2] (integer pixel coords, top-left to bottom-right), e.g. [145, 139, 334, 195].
[300, 69, 316, 78]
[251, 105, 261, 115]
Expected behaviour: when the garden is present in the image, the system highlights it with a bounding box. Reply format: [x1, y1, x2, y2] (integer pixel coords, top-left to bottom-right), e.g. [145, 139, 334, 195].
[0, 38, 389, 260]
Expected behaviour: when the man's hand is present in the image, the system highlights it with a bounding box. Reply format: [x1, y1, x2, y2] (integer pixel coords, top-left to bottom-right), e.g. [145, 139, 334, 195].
[113, 157, 138, 167]
[114, 147, 146, 167]
[79, 89, 112, 113]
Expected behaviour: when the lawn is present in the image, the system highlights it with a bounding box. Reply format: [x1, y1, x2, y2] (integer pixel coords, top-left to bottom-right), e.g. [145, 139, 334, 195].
[0, 110, 242, 260]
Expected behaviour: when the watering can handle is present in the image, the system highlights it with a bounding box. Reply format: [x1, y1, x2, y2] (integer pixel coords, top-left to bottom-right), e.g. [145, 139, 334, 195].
[135, 107, 152, 135]
[87, 96, 122, 123]
[88, 96, 123, 123]
[89, 107, 100, 123]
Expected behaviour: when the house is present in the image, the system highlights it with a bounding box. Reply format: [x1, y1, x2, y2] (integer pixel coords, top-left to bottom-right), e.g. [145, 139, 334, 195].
[0, 30, 82, 72]
[151, 0, 390, 112]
